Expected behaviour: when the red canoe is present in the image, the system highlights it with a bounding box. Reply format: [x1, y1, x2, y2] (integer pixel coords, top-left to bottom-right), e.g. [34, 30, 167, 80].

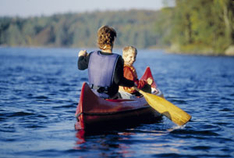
[75, 67, 163, 131]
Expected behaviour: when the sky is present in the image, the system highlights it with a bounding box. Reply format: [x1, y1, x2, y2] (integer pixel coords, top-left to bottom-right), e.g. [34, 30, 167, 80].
[0, 0, 175, 17]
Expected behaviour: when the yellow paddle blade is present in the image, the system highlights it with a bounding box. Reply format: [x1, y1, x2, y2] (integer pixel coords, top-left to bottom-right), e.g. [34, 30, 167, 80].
[139, 89, 191, 126]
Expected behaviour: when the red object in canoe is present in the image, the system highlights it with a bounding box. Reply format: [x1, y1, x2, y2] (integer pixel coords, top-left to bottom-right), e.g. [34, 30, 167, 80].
[75, 67, 163, 131]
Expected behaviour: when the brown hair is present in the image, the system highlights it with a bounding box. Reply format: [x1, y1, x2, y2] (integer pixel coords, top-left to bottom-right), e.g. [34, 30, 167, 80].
[97, 25, 117, 50]
[122, 46, 138, 58]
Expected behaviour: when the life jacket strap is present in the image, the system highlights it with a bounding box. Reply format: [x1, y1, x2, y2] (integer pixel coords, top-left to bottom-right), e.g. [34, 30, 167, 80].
[90, 84, 109, 93]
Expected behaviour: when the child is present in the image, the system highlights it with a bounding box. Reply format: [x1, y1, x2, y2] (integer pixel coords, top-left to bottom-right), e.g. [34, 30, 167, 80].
[119, 46, 156, 99]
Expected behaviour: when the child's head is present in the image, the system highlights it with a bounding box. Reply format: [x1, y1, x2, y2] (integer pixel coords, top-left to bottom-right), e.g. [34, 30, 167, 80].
[122, 46, 137, 66]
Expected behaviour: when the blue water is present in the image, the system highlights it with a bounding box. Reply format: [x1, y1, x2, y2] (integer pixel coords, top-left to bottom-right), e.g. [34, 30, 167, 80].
[0, 47, 233, 158]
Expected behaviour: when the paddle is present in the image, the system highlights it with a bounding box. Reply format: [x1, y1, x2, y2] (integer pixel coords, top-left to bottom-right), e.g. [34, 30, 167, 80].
[135, 88, 191, 126]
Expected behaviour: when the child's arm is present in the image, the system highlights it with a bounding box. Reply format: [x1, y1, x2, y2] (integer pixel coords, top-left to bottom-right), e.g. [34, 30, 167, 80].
[136, 79, 148, 89]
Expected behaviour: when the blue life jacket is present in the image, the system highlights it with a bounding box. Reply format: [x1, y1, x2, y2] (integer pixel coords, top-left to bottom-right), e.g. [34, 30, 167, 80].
[88, 51, 120, 98]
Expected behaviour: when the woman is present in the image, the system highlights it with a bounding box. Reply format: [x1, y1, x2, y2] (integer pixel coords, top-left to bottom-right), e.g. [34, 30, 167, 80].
[78, 25, 135, 99]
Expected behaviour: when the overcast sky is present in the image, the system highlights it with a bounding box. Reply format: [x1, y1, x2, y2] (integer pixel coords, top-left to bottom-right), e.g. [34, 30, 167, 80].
[0, 0, 175, 17]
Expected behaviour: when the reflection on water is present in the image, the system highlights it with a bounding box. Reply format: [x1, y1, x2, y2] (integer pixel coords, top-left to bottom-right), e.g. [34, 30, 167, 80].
[74, 130, 137, 157]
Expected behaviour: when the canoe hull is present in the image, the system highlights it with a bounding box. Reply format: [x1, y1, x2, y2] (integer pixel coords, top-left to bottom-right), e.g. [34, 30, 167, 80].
[75, 67, 163, 131]
[75, 105, 161, 130]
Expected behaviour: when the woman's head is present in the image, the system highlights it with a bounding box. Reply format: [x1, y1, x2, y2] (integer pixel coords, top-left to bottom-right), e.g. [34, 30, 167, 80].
[97, 25, 117, 50]
[122, 46, 137, 66]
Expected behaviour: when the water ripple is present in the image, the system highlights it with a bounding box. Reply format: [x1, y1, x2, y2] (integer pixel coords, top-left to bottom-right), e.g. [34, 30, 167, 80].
[1, 48, 234, 158]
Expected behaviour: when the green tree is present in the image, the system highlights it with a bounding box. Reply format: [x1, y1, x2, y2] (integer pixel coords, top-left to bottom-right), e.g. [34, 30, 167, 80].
[169, 0, 234, 54]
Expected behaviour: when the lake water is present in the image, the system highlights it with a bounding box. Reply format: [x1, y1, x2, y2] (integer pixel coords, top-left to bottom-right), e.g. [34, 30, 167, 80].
[0, 47, 233, 158]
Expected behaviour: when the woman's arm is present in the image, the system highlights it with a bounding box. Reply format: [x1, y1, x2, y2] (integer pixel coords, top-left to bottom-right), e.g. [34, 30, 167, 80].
[77, 50, 90, 70]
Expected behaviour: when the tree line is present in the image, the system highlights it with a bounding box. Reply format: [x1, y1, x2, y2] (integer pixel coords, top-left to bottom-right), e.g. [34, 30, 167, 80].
[0, 10, 160, 49]
[0, 0, 233, 55]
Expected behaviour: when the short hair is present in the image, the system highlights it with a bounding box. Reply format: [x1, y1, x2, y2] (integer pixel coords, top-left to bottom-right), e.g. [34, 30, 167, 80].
[122, 46, 138, 58]
[97, 25, 117, 50]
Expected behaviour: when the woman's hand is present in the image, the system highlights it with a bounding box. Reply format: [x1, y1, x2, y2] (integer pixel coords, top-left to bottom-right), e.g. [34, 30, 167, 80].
[78, 50, 87, 57]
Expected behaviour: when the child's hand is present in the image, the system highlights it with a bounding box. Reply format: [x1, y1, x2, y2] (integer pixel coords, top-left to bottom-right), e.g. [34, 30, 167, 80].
[78, 50, 87, 57]
[146, 77, 153, 85]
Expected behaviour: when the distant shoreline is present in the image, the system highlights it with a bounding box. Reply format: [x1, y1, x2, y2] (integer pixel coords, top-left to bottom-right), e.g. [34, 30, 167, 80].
[1, 46, 234, 57]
